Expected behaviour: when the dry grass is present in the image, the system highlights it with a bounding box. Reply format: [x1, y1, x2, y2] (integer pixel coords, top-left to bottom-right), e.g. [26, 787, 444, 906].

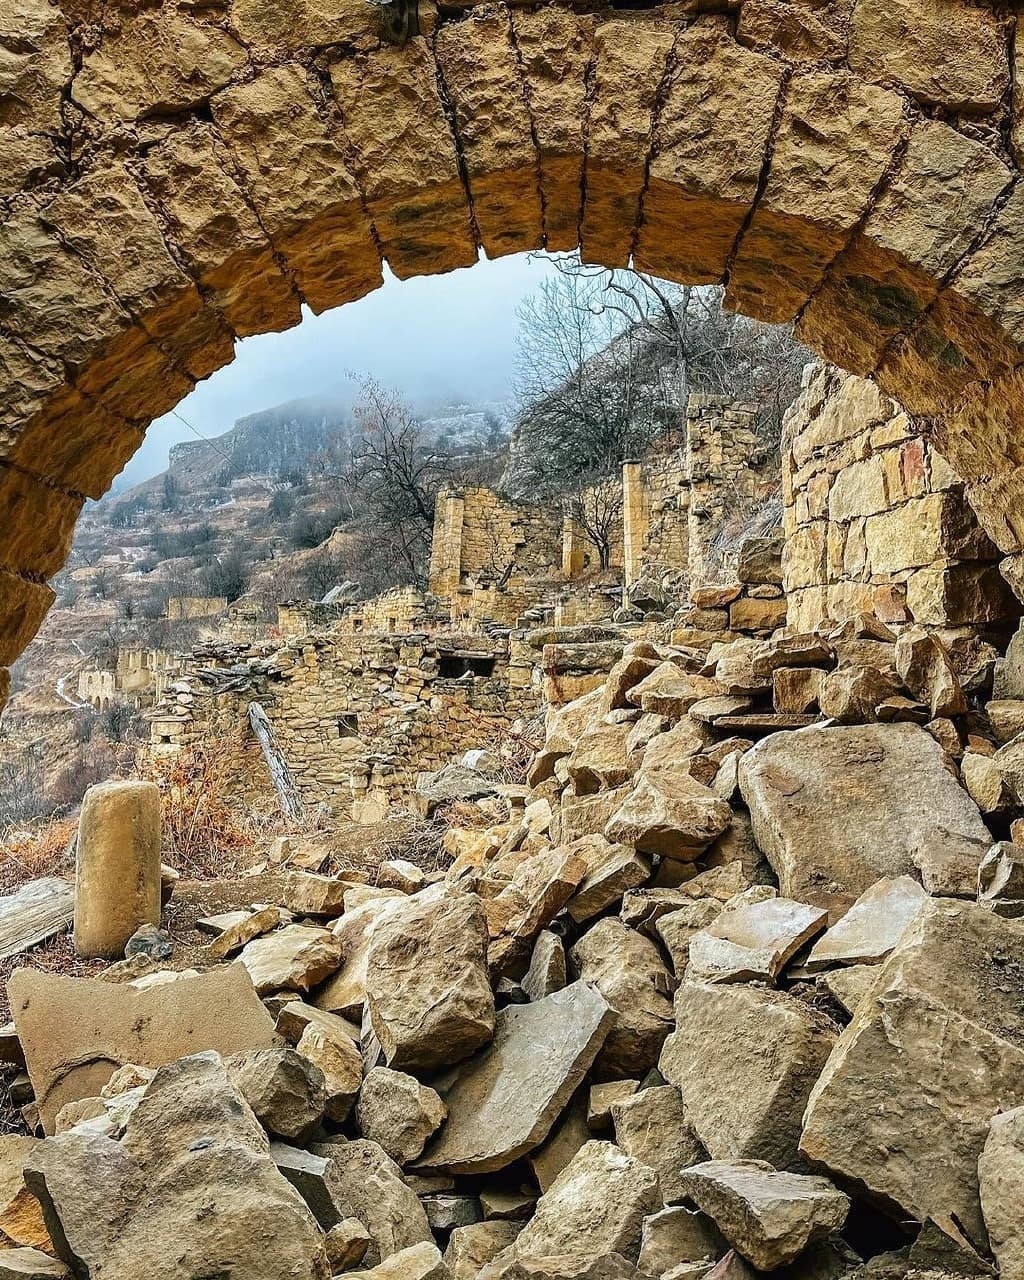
[455, 708, 545, 786]
[138, 734, 281, 879]
[0, 819, 77, 897]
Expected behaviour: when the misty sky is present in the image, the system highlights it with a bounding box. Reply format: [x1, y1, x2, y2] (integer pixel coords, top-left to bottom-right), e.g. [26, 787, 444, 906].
[117, 251, 560, 488]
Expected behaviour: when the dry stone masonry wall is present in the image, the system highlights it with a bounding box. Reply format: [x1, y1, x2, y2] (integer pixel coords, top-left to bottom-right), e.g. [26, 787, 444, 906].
[783, 366, 1022, 635]
[9, 0, 1024, 704]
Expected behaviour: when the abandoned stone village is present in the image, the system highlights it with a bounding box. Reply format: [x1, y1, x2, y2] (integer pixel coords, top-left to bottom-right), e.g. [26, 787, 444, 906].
[5, 0, 1024, 1277]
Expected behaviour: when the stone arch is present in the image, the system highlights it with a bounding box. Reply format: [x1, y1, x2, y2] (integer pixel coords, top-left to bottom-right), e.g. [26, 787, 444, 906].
[4, 0, 1024, 703]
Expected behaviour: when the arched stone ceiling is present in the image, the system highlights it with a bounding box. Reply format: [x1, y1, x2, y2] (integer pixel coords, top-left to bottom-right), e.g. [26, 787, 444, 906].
[2, 0, 1024, 704]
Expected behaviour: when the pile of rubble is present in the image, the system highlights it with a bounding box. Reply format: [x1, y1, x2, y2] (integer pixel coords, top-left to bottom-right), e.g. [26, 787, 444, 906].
[2, 611, 1024, 1280]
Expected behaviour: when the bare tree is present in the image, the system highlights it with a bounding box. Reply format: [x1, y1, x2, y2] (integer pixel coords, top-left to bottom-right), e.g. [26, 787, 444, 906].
[567, 473, 624, 572]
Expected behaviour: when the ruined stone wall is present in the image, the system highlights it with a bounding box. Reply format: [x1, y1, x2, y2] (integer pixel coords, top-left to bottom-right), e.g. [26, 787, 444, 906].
[783, 366, 1021, 634]
[149, 627, 541, 817]
[165, 597, 228, 622]
[428, 488, 563, 598]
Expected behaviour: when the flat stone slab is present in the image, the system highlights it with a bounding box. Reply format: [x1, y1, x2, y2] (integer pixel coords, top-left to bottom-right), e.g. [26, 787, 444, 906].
[417, 981, 615, 1175]
[9, 964, 276, 1133]
[739, 723, 992, 919]
[678, 1161, 849, 1270]
[807, 875, 928, 971]
[688, 896, 827, 984]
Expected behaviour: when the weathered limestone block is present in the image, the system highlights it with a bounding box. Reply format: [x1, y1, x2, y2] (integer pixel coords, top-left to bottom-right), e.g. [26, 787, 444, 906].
[739, 723, 992, 919]
[801, 900, 1024, 1246]
[736, 0, 846, 64]
[571, 919, 674, 1078]
[419, 982, 615, 1175]
[74, 780, 161, 961]
[567, 721, 634, 793]
[211, 64, 381, 313]
[240, 924, 344, 995]
[610, 1085, 704, 1203]
[687, 896, 827, 985]
[807, 876, 928, 970]
[906, 564, 1018, 627]
[73, 9, 246, 123]
[606, 774, 732, 862]
[434, 9, 542, 259]
[330, 42, 476, 278]
[0, 0, 71, 133]
[678, 1162, 849, 1271]
[727, 70, 908, 323]
[638, 1206, 724, 1278]
[582, 16, 675, 268]
[510, 1142, 661, 1271]
[865, 491, 995, 575]
[849, 0, 1009, 111]
[446, 1221, 522, 1280]
[365, 893, 495, 1070]
[512, 8, 595, 252]
[356, 1068, 447, 1166]
[314, 895, 406, 1019]
[226, 1048, 326, 1144]
[979, 1106, 1024, 1280]
[798, 120, 1010, 372]
[636, 20, 783, 285]
[140, 123, 301, 339]
[661, 982, 838, 1171]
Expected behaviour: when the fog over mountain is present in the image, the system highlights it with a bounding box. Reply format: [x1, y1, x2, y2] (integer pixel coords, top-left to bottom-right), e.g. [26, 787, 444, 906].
[116, 251, 557, 489]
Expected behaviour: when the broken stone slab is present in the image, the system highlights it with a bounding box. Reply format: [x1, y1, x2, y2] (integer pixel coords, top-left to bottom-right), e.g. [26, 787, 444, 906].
[207, 905, 282, 960]
[356, 1067, 448, 1166]
[610, 1085, 705, 1203]
[521, 931, 566, 1003]
[895, 627, 967, 719]
[418, 982, 615, 1176]
[677, 1162, 849, 1271]
[365, 892, 495, 1071]
[978, 842, 1024, 918]
[627, 663, 725, 720]
[422, 1194, 483, 1233]
[606, 774, 732, 863]
[801, 899, 1024, 1247]
[567, 721, 635, 794]
[687, 897, 827, 985]
[446, 1221, 523, 1280]
[271, 1142, 338, 1230]
[638, 1207, 724, 1278]
[486, 849, 588, 974]
[510, 1142, 660, 1272]
[296, 1021, 363, 1124]
[226, 1047, 326, 1144]
[979, 1105, 1024, 1280]
[962, 751, 1015, 815]
[806, 875, 929, 971]
[239, 923, 344, 995]
[309, 1139, 432, 1266]
[661, 983, 839, 1172]
[347, 1241, 450, 1280]
[818, 664, 898, 723]
[528, 1094, 590, 1194]
[570, 919, 674, 1079]
[276, 999, 360, 1048]
[567, 840, 651, 924]
[0, 1248, 69, 1277]
[0, 1136, 52, 1253]
[656, 902, 726, 977]
[9, 964, 276, 1134]
[315, 895, 407, 1019]
[739, 723, 992, 920]
[751, 635, 835, 678]
[912, 828, 992, 898]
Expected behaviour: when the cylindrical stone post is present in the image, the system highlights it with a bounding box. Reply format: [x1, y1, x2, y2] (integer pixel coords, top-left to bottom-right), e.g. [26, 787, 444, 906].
[74, 780, 162, 959]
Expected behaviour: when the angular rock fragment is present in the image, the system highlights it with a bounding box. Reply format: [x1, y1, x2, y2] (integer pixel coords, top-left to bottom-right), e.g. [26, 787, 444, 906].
[282, 872, 351, 918]
[422, 1194, 483, 1233]
[9, 965, 276, 1133]
[806, 875, 928, 970]
[571, 919, 674, 1078]
[207, 905, 282, 960]
[678, 1162, 848, 1271]
[366, 893, 495, 1070]
[610, 1085, 704, 1203]
[0, 1248, 68, 1277]
[606, 775, 731, 863]
[309, 1139, 432, 1266]
[315, 895, 407, 1019]
[521, 931, 566, 1002]
[895, 627, 966, 719]
[588, 1080, 639, 1131]
[662, 983, 838, 1170]
[739, 723, 992, 918]
[226, 1047, 326, 1143]
[978, 841, 1024, 918]
[638, 1206, 724, 1278]
[568, 721, 635, 793]
[528, 1094, 590, 1193]
[801, 899, 1024, 1246]
[979, 1105, 1024, 1280]
[296, 1021, 363, 1124]
[819, 964, 878, 1017]
[356, 1067, 447, 1166]
[419, 982, 615, 1175]
[326, 1218, 373, 1272]
[511, 1142, 660, 1271]
[348, 1241, 450, 1280]
[656, 902, 726, 977]
[567, 840, 651, 924]
[446, 1221, 522, 1280]
[239, 923, 344, 995]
